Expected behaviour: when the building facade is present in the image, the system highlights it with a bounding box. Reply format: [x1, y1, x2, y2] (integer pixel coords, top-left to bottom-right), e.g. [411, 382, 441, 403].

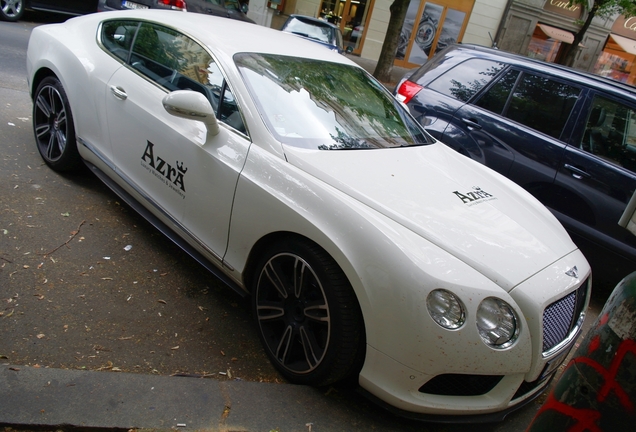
[268, 0, 636, 85]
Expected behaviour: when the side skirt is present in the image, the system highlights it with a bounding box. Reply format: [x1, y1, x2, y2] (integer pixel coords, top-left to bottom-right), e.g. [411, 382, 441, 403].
[83, 159, 247, 298]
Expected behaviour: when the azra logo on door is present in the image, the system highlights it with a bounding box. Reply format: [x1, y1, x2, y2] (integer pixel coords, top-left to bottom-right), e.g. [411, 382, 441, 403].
[141, 141, 187, 196]
[453, 187, 496, 206]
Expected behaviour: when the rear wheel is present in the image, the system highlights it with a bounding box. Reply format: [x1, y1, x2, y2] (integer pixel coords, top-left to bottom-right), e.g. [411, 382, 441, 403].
[252, 238, 365, 386]
[0, 0, 24, 22]
[33, 76, 82, 171]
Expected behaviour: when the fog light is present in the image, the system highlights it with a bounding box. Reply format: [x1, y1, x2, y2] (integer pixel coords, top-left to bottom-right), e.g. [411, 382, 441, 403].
[427, 289, 465, 329]
[476, 297, 519, 348]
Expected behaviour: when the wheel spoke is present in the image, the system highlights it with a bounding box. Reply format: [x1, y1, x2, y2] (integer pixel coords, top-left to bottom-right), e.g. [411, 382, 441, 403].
[293, 257, 307, 298]
[35, 123, 51, 139]
[275, 325, 294, 363]
[299, 325, 320, 368]
[256, 302, 285, 321]
[304, 304, 329, 322]
[46, 133, 56, 159]
[264, 260, 288, 299]
[35, 93, 52, 120]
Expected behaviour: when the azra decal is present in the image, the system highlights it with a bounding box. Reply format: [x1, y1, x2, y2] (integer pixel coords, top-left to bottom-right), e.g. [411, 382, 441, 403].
[453, 187, 496, 205]
[140, 141, 187, 198]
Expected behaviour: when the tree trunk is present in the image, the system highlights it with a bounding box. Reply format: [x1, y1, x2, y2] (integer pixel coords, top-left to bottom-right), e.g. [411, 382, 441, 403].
[373, 0, 411, 82]
[559, 4, 598, 67]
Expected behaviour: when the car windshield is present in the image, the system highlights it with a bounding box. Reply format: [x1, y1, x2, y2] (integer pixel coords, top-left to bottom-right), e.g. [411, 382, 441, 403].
[235, 53, 432, 150]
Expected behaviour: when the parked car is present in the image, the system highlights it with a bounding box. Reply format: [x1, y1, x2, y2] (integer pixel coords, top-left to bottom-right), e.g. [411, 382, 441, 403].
[27, 11, 591, 419]
[281, 14, 346, 53]
[97, 0, 253, 23]
[396, 44, 636, 287]
[0, 0, 98, 21]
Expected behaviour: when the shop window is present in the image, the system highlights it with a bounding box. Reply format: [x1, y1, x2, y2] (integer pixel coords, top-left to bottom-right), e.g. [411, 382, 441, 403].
[527, 23, 576, 64]
[319, 0, 374, 54]
[395, 0, 474, 68]
[593, 34, 636, 86]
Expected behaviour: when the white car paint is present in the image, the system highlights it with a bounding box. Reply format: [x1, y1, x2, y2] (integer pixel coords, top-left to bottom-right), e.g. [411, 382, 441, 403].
[26, 10, 591, 419]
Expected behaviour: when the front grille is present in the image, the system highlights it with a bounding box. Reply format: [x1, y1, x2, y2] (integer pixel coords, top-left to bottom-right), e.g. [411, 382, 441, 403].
[542, 279, 588, 353]
[418, 374, 503, 396]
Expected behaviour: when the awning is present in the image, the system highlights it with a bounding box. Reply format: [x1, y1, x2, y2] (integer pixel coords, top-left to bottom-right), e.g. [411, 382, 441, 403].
[538, 24, 574, 44]
[609, 33, 636, 56]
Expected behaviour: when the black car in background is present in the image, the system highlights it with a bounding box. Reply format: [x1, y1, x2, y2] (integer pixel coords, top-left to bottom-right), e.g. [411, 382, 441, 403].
[396, 44, 636, 287]
[0, 0, 98, 21]
[98, 0, 253, 23]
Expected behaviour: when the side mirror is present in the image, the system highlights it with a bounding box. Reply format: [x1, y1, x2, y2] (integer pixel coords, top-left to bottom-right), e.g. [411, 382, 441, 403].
[162, 90, 219, 140]
[241, 3, 248, 13]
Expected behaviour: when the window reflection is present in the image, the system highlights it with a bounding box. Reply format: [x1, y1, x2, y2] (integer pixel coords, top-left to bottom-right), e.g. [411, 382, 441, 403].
[236, 53, 430, 150]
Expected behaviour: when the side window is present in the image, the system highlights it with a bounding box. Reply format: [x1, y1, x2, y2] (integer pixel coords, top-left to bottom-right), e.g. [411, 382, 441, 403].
[581, 96, 636, 172]
[129, 23, 246, 134]
[504, 73, 580, 140]
[427, 58, 505, 102]
[475, 69, 520, 114]
[101, 20, 139, 62]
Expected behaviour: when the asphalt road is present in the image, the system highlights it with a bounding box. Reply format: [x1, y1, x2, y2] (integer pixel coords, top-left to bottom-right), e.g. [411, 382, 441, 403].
[0, 12, 608, 432]
[0, 14, 281, 383]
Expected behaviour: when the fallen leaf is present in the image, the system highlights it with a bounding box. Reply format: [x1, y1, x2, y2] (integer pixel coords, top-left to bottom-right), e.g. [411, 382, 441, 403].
[157, 299, 167, 304]
[171, 346, 179, 350]
[36, 334, 45, 339]
[61, 212, 70, 217]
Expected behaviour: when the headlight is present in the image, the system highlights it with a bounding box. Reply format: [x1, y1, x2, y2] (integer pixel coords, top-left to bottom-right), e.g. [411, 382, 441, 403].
[476, 297, 519, 348]
[427, 289, 465, 329]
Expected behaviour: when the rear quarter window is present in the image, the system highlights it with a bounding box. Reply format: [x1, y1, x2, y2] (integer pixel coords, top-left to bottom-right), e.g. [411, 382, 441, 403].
[427, 58, 505, 102]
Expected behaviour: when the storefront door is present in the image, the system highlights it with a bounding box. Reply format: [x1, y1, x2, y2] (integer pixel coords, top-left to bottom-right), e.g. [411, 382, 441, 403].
[395, 0, 474, 68]
[319, 0, 374, 54]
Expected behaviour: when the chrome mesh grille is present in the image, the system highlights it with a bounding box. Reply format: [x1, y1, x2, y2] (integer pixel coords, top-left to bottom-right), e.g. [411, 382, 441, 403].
[542, 281, 588, 353]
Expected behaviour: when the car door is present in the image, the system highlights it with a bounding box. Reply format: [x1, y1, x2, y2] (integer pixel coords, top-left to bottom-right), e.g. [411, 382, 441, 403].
[555, 91, 636, 265]
[105, 20, 250, 258]
[447, 68, 582, 197]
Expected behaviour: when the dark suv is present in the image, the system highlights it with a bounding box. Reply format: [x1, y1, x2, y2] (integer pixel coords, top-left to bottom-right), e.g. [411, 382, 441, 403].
[396, 44, 636, 287]
[98, 0, 253, 23]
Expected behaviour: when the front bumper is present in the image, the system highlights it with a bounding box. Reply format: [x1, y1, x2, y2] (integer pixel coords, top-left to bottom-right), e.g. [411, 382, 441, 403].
[359, 249, 591, 417]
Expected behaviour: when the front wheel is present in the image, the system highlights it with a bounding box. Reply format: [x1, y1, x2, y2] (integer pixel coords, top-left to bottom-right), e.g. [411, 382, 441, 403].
[0, 0, 24, 21]
[252, 238, 365, 386]
[32, 76, 82, 171]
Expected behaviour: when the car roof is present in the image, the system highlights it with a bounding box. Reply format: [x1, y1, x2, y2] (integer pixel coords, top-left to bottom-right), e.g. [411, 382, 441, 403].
[84, 9, 353, 64]
[425, 43, 636, 97]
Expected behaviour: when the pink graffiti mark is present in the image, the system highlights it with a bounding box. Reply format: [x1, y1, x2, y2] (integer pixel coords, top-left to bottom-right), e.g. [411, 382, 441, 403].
[532, 391, 602, 432]
[574, 338, 636, 412]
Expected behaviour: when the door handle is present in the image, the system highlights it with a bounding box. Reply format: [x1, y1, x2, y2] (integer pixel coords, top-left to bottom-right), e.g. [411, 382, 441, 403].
[110, 86, 127, 100]
[564, 163, 591, 180]
[462, 118, 482, 130]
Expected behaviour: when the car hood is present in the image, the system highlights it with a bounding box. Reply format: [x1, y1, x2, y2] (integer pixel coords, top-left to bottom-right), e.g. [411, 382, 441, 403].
[283, 143, 576, 292]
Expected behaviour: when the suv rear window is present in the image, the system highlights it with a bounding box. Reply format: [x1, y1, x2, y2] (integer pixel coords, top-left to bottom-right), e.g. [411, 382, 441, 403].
[427, 58, 505, 102]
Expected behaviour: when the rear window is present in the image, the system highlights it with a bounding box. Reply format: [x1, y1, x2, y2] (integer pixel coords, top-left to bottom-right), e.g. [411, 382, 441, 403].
[427, 58, 505, 102]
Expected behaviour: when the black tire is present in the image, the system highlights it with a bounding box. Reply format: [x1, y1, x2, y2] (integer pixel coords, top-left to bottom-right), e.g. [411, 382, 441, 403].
[32, 76, 82, 172]
[252, 238, 365, 386]
[0, 0, 25, 22]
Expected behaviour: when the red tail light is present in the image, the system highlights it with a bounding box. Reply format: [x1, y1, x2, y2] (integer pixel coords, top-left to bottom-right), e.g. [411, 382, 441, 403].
[396, 80, 423, 105]
[159, 0, 187, 10]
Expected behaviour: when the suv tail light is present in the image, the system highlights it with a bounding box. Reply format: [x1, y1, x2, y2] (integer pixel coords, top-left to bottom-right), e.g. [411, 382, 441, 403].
[160, 0, 187, 10]
[396, 80, 423, 104]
